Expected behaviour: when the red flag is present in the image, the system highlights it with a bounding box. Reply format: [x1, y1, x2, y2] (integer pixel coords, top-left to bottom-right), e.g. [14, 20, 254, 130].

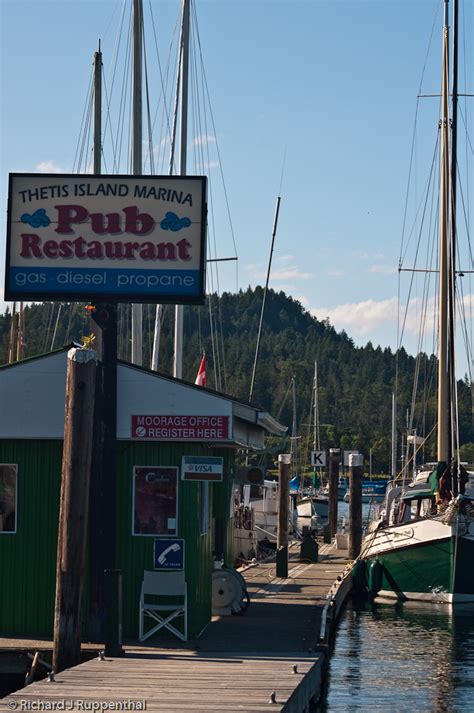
[195, 354, 206, 386]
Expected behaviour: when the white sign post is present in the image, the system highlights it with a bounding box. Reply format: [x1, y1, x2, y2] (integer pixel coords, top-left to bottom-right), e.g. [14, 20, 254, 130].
[343, 450, 360, 467]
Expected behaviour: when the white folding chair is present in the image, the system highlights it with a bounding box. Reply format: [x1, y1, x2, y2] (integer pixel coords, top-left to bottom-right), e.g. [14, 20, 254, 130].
[139, 570, 188, 642]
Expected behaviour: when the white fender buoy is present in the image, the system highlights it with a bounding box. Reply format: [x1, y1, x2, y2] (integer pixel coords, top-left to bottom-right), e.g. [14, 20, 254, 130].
[212, 567, 250, 616]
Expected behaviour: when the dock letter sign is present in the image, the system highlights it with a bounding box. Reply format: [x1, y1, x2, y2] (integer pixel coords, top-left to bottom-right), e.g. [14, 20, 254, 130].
[5, 173, 207, 304]
[311, 450, 327, 467]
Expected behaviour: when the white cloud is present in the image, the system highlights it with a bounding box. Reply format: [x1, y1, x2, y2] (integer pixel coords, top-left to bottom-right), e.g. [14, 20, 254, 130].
[270, 282, 299, 293]
[310, 294, 473, 356]
[351, 250, 391, 266]
[193, 133, 216, 147]
[199, 160, 219, 171]
[245, 256, 313, 283]
[36, 160, 63, 173]
[311, 297, 399, 336]
[294, 294, 310, 308]
[272, 266, 313, 280]
[369, 264, 397, 274]
[401, 293, 473, 337]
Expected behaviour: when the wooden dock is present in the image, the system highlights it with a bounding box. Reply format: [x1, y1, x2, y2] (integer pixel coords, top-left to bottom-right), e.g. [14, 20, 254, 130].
[0, 543, 352, 712]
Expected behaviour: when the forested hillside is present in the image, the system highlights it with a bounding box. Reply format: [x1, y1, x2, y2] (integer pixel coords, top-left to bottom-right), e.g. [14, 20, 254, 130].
[1, 287, 472, 472]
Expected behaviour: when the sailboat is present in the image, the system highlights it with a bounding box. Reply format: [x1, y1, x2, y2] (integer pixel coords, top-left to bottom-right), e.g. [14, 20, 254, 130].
[292, 368, 331, 524]
[358, 0, 474, 604]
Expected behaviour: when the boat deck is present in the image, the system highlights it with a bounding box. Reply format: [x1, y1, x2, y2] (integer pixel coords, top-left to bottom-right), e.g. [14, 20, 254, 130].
[1, 542, 351, 712]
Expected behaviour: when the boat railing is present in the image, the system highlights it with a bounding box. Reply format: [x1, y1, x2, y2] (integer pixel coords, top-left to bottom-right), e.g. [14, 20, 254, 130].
[254, 524, 277, 541]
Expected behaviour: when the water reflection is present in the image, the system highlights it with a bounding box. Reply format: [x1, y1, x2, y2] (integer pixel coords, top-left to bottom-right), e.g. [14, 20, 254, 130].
[319, 599, 474, 712]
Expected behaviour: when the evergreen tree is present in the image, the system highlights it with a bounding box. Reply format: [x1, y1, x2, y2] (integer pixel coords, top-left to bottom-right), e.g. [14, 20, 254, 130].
[0, 288, 471, 473]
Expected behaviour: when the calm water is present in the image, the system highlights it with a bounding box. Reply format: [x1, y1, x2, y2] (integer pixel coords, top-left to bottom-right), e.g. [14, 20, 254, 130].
[318, 599, 474, 712]
[337, 499, 376, 530]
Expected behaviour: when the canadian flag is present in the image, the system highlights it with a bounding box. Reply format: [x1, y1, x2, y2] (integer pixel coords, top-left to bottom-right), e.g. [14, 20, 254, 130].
[195, 354, 206, 386]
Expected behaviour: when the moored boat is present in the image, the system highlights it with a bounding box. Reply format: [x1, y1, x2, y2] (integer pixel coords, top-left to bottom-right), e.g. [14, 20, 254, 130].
[320, 477, 348, 501]
[295, 490, 329, 522]
[360, 472, 474, 603]
[358, 0, 474, 604]
[343, 480, 387, 504]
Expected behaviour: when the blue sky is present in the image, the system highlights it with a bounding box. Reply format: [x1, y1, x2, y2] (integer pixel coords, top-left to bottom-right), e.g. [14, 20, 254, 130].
[1, 0, 472, 376]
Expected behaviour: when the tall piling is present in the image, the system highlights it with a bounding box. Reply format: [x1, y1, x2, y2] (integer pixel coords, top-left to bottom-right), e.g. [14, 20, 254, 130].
[53, 348, 96, 673]
[349, 453, 364, 559]
[88, 46, 119, 638]
[328, 448, 340, 539]
[89, 303, 118, 639]
[277, 453, 291, 577]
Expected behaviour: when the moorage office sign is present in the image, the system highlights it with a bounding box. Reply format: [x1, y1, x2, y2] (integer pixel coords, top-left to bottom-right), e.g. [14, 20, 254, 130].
[5, 173, 207, 303]
[131, 415, 230, 441]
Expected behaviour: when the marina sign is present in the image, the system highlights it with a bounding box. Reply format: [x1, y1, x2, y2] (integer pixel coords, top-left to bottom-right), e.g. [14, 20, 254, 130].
[5, 173, 207, 304]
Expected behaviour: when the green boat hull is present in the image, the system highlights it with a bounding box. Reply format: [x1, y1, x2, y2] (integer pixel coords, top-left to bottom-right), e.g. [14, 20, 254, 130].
[363, 534, 474, 603]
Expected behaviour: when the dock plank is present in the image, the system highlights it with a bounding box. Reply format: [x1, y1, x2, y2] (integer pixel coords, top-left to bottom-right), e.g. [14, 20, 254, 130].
[1, 544, 351, 713]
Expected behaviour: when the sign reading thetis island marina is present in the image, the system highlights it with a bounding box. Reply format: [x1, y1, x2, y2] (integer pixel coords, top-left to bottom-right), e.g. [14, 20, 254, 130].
[5, 173, 207, 303]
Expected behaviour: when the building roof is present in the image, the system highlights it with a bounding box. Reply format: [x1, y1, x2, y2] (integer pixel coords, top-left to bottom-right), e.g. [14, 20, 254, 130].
[0, 347, 287, 449]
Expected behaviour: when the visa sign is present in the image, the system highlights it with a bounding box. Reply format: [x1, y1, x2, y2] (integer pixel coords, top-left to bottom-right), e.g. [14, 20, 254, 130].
[181, 455, 224, 482]
[188, 464, 215, 473]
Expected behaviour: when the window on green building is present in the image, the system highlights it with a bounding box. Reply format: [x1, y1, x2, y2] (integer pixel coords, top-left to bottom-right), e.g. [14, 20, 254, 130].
[133, 466, 178, 536]
[0, 464, 17, 534]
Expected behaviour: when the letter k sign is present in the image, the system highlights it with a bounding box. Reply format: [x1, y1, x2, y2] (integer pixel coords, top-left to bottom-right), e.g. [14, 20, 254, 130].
[311, 451, 327, 467]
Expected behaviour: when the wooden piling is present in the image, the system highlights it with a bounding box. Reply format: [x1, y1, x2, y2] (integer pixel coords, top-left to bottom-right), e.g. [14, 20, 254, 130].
[277, 453, 291, 550]
[53, 348, 96, 674]
[328, 448, 340, 539]
[349, 453, 364, 559]
[276, 453, 291, 578]
[87, 49, 119, 638]
[89, 304, 118, 638]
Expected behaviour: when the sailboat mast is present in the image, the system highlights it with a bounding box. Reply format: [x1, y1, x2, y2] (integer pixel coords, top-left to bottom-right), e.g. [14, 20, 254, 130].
[450, 0, 459, 279]
[291, 376, 299, 485]
[391, 392, 397, 477]
[151, 10, 186, 373]
[87, 40, 120, 618]
[437, 0, 451, 465]
[131, 0, 143, 366]
[449, 0, 459, 470]
[249, 196, 281, 402]
[16, 303, 24, 361]
[173, 0, 190, 379]
[313, 361, 320, 451]
[8, 302, 17, 364]
[93, 43, 102, 174]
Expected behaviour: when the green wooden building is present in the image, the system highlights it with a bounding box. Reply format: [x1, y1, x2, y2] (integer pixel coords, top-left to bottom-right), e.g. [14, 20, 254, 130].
[0, 348, 285, 641]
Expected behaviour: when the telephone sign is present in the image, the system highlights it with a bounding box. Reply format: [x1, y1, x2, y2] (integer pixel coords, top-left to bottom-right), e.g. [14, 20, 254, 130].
[154, 539, 185, 570]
